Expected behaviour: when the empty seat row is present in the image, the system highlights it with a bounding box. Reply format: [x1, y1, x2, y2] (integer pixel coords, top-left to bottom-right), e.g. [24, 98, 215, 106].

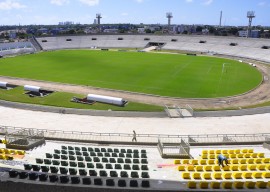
[201, 153, 264, 159]
[202, 149, 254, 155]
[182, 171, 270, 180]
[9, 170, 150, 187]
[0, 148, 25, 155]
[48, 152, 147, 159]
[26, 163, 149, 173]
[36, 157, 148, 166]
[187, 181, 269, 189]
[178, 164, 270, 172]
[175, 158, 270, 165]
[60, 146, 147, 154]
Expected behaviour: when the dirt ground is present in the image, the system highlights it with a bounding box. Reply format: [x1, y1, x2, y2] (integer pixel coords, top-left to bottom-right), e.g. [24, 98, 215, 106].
[0, 57, 269, 110]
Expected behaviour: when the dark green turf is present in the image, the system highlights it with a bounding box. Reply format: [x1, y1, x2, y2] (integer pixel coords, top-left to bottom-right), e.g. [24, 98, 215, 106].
[0, 50, 262, 98]
[0, 87, 163, 112]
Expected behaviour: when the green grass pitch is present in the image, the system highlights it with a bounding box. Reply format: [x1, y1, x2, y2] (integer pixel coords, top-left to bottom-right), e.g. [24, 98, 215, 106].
[0, 50, 262, 98]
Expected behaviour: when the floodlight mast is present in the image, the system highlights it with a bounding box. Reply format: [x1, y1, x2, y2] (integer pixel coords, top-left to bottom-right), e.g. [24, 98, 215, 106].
[96, 13, 102, 25]
[247, 11, 255, 38]
[166, 12, 173, 28]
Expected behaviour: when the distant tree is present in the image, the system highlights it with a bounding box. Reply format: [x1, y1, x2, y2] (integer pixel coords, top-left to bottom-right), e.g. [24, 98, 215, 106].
[145, 29, 152, 33]
[196, 26, 203, 32]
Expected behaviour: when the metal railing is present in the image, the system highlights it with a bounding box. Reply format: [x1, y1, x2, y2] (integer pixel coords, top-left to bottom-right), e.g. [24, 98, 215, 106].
[0, 125, 269, 145]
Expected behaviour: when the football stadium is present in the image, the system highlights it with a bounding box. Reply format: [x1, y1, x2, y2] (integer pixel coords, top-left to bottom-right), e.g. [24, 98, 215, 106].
[0, 34, 270, 192]
[1, 3, 270, 192]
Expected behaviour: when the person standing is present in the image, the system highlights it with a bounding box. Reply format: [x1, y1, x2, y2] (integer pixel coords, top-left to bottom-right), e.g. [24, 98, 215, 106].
[132, 130, 137, 142]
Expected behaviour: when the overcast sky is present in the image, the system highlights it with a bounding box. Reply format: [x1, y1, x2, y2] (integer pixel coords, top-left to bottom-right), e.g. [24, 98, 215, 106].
[0, 0, 270, 26]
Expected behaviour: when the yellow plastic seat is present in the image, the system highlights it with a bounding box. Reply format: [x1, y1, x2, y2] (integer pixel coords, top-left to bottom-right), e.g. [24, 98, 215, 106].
[202, 150, 208, 154]
[256, 181, 267, 189]
[243, 172, 252, 179]
[204, 165, 212, 172]
[201, 154, 208, 159]
[257, 164, 266, 171]
[265, 164, 270, 170]
[187, 181, 196, 189]
[199, 159, 207, 165]
[222, 182, 233, 189]
[239, 165, 247, 171]
[229, 165, 239, 171]
[17, 150, 25, 155]
[222, 166, 230, 171]
[182, 172, 191, 179]
[228, 149, 234, 154]
[241, 149, 249, 153]
[213, 172, 222, 180]
[186, 165, 195, 172]
[0, 149, 4, 153]
[215, 149, 221, 154]
[239, 159, 246, 164]
[195, 165, 203, 172]
[251, 153, 258, 158]
[4, 149, 11, 154]
[208, 154, 216, 159]
[221, 149, 228, 154]
[229, 154, 236, 159]
[230, 159, 238, 164]
[268, 181, 270, 188]
[245, 181, 256, 189]
[262, 172, 270, 178]
[199, 182, 208, 189]
[202, 172, 211, 180]
[209, 150, 215, 154]
[248, 149, 254, 153]
[248, 164, 257, 171]
[207, 159, 215, 165]
[0, 154, 6, 159]
[210, 182, 220, 189]
[182, 159, 190, 164]
[174, 160, 181, 164]
[247, 158, 254, 164]
[252, 172, 262, 179]
[237, 154, 244, 158]
[234, 181, 244, 189]
[178, 165, 185, 171]
[191, 159, 199, 165]
[234, 149, 241, 154]
[257, 153, 264, 158]
[255, 158, 262, 164]
[213, 165, 221, 172]
[263, 158, 270, 163]
[233, 172, 242, 179]
[223, 172, 232, 180]
[192, 172, 201, 180]
[244, 153, 251, 158]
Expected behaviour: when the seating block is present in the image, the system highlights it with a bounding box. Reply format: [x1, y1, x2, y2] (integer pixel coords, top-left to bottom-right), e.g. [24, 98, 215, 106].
[195, 166, 203, 172]
[213, 165, 221, 172]
[178, 165, 185, 171]
[243, 172, 252, 179]
[202, 173, 211, 180]
[239, 165, 247, 171]
[204, 166, 212, 172]
[230, 165, 239, 171]
[199, 159, 207, 165]
[257, 164, 266, 171]
[207, 159, 215, 165]
[263, 172, 270, 178]
[186, 166, 195, 172]
[174, 160, 180, 164]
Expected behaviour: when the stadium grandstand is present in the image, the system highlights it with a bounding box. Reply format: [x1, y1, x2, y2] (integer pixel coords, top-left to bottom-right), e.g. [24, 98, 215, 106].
[0, 41, 35, 56]
[0, 125, 270, 191]
[36, 35, 270, 62]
